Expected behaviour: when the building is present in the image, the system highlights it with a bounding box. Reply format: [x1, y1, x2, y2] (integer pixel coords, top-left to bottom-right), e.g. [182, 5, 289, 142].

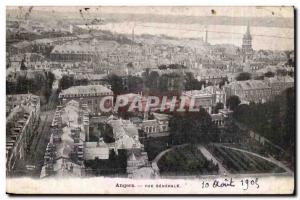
[126, 151, 151, 177]
[201, 85, 227, 105]
[182, 89, 215, 114]
[73, 73, 109, 86]
[85, 139, 110, 160]
[49, 40, 118, 62]
[225, 80, 272, 103]
[59, 85, 113, 114]
[9, 41, 32, 54]
[108, 118, 143, 151]
[6, 94, 40, 117]
[134, 112, 171, 138]
[210, 108, 233, 128]
[40, 100, 88, 178]
[6, 94, 40, 174]
[195, 68, 227, 85]
[241, 22, 253, 61]
[50, 43, 94, 62]
[264, 76, 294, 96]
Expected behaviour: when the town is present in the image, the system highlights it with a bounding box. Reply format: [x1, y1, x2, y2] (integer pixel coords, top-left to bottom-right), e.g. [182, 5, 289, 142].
[6, 7, 294, 180]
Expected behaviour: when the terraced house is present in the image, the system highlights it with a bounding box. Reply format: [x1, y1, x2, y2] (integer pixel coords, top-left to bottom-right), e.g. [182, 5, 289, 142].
[224, 80, 272, 103]
[6, 94, 40, 174]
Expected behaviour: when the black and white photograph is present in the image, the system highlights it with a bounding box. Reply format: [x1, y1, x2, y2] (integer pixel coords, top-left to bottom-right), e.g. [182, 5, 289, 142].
[4, 5, 295, 195]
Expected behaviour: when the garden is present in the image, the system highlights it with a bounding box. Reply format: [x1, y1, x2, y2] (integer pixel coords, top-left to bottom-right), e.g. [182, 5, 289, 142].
[157, 145, 219, 176]
[208, 144, 285, 174]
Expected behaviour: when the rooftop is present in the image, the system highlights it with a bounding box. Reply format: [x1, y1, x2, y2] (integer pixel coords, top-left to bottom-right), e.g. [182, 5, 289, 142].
[60, 85, 113, 97]
[108, 119, 142, 150]
[85, 141, 109, 160]
[227, 80, 271, 91]
[11, 41, 31, 49]
[182, 90, 213, 98]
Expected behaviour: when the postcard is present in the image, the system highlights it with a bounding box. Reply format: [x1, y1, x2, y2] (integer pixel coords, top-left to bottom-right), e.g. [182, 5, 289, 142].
[6, 6, 295, 195]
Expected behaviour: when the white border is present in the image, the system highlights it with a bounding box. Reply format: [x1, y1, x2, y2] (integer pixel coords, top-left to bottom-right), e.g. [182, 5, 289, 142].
[1, 0, 299, 199]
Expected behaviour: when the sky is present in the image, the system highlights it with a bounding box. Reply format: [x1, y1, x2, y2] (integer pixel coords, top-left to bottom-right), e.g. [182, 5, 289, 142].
[7, 6, 294, 18]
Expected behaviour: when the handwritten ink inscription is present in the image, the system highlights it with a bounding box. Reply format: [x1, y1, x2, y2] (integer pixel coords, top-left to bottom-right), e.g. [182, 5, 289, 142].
[201, 178, 259, 190]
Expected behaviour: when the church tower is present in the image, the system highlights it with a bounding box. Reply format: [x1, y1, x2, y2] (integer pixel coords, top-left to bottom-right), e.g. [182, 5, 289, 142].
[242, 22, 253, 61]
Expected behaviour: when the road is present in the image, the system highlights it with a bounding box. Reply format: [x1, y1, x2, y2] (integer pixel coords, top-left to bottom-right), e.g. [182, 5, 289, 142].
[26, 110, 55, 177]
[198, 145, 229, 175]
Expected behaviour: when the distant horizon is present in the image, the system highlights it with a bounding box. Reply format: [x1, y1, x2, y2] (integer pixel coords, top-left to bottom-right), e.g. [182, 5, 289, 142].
[6, 6, 294, 51]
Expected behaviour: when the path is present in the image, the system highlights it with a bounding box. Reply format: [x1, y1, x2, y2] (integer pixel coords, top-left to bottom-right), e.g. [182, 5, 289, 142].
[151, 144, 187, 176]
[151, 148, 172, 175]
[198, 145, 229, 175]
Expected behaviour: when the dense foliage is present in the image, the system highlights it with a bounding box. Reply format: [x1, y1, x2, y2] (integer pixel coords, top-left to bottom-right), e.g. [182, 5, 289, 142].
[158, 145, 219, 175]
[236, 72, 252, 81]
[168, 108, 220, 145]
[6, 71, 55, 104]
[58, 75, 88, 91]
[233, 87, 294, 150]
[226, 95, 241, 111]
[85, 149, 127, 176]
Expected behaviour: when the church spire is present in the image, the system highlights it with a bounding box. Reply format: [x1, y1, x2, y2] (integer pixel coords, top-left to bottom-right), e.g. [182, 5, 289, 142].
[246, 21, 250, 35]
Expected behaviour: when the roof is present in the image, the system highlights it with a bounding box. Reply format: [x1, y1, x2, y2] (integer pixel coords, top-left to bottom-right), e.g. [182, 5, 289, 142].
[56, 100, 85, 157]
[266, 76, 294, 84]
[11, 41, 31, 49]
[109, 119, 139, 139]
[60, 85, 112, 97]
[228, 80, 270, 91]
[115, 134, 142, 149]
[51, 40, 118, 54]
[108, 119, 142, 150]
[85, 141, 109, 160]
[182, 90, 213, 98]
[153, 112, 171, 121]
[40, 157, 83, 178]
[128, 152, 137, 161]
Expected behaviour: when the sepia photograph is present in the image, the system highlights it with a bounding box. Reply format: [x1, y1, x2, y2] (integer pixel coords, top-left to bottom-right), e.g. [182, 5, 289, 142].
[5, 5, 295, 195]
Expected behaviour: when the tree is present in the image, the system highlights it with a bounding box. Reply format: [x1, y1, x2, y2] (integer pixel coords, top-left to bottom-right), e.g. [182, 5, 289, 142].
[236, 72, 251, 81]
[145, 71, 159, 91]
[213, 102, 224, 114]
[226, 95, 241, 111]
[158, 65, 167, 70]
[59, 75, 74, 90]
[127, 75, 143, 92]
[169, 108, 216, 145]
[233, 87, 295, 157]
[185, 72, 204, 90]
[219, 77, 228, 88]
[276, 69, 288, 76]
[254, 75, 264, 80]
[101, 124, 115, 143]
[264, 71, 275, 78]
[20, 59, 27, 70]
[107, 74, 123, 96]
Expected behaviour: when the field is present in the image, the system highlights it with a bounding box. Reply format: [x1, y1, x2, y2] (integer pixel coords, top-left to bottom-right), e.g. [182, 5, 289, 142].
[208, 144, 285, 174]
